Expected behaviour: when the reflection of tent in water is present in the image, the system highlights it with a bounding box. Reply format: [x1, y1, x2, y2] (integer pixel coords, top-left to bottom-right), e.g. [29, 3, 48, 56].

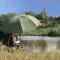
[0, 14, 39, 34]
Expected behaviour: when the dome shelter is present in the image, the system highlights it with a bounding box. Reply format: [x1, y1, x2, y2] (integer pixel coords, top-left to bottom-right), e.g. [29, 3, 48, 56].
[0, 14, 39, 47]
[0, 14, 39, 34]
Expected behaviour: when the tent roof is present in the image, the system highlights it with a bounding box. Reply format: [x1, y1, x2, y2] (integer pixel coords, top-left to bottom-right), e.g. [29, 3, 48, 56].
[9, 14, 39, 27]
[0, 14, 39, 33]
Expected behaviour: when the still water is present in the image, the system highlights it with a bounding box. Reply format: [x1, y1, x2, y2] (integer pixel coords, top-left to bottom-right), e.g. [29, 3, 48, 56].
[19, 36, 60, 52]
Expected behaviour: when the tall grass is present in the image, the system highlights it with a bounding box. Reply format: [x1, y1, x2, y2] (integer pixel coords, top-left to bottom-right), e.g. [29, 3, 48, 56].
[0, 48, 60, 60]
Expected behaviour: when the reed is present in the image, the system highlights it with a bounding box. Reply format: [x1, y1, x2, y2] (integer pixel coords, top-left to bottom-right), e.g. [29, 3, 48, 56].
[0, 48, 60, 60]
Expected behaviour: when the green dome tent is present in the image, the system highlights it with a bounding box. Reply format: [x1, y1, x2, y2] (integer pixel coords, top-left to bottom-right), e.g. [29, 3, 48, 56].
[0, 14, 39, 34]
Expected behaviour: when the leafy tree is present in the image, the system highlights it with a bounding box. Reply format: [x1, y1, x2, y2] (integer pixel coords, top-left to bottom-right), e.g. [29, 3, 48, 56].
[54, 16, 60, 24]
[0, 13, 17, 27]
[24, 11, 36, 17]
[50, 21, 58, 27]
[36, 14, 43, 20]
[40, 8, 49, 21]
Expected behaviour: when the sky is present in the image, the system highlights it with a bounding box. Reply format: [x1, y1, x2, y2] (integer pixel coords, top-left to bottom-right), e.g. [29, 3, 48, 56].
[0, 0, 60, 17]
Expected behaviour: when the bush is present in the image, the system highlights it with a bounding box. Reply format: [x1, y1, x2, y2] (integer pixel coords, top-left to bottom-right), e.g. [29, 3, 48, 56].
[47, 29, 56, 36]
[22, 26, 60, 36]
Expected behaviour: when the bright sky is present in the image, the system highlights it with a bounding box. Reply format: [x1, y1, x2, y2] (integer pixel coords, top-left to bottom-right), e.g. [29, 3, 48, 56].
[0, 0, 60, 17]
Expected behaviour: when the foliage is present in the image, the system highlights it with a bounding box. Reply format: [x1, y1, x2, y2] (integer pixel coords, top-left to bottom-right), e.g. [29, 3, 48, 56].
[54, 16, 60, 23]
[0, 13, 16, 26]
[0, 10, 60, 36]
[23, 27, 60, 36]
[23, 11, 36, 17]
[47, 29, 56, 36]
[50, 21, 58, 27]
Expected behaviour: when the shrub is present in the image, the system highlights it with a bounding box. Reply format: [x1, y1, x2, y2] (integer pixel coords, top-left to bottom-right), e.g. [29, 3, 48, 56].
[47, 29, 56, 36]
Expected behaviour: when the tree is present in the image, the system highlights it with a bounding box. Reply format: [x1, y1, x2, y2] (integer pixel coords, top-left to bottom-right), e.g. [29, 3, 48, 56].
[54, 16, 60, 23]
[40, 8, 49, 21]
[50, 21, 58, 27]
[36, 14, 43, 20]
[0, 13, 17, 27]
[24, 11, 36, 17]
[35, 8, 49, 21]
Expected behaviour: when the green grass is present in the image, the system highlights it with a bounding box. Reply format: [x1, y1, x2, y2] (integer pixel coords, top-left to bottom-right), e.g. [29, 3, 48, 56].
[0, 47, 60, 60]
[22, 27, 60, 36]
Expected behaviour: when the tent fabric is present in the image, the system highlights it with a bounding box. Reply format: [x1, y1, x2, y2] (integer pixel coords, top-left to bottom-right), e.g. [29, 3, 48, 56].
[0, 14, 39, 34]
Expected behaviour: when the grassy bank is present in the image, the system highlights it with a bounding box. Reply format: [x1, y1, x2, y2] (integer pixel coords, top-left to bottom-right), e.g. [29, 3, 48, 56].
[22, 27, 60, 36]
[0, 48, 60, 60]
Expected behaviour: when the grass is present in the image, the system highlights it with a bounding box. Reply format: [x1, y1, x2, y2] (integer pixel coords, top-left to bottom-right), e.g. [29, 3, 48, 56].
[0, 47, 60, 60]
[23, 27, 60, 36]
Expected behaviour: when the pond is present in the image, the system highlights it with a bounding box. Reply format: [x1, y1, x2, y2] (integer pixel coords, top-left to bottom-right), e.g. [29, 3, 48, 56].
[19, 36, 60, 52]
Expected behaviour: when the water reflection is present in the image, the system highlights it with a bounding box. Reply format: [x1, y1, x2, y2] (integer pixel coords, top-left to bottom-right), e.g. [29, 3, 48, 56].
[19, 36, 60, 52]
